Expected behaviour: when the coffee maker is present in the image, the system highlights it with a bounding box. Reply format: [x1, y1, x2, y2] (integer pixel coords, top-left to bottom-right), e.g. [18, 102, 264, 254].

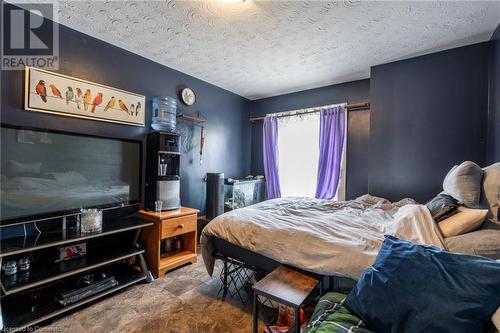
[145, 132, 181, 211]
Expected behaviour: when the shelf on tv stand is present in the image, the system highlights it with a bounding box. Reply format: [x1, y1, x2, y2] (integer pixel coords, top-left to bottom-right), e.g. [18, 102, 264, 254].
[2, 264, 146, 332]
[0, 215, 153, 258]
[1, 246, 144, 296]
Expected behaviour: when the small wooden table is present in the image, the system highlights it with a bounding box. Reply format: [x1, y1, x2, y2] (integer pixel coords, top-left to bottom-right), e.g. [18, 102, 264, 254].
[139, 207, 199, 278]
[252, 265, 320, 333]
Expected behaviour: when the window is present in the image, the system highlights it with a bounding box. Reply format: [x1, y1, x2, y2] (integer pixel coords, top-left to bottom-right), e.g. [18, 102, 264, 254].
[277, 113, 320, 197]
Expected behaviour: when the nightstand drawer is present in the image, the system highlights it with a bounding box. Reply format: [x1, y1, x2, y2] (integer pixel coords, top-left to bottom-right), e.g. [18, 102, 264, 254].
[161, 214, 196, 238]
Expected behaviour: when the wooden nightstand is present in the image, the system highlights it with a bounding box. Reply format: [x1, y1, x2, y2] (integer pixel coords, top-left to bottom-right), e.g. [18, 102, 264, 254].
[139, 207, 199, 278]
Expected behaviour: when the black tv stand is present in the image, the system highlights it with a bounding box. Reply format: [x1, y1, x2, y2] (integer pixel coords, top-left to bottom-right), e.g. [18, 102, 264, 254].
[0, 210, 153, 332]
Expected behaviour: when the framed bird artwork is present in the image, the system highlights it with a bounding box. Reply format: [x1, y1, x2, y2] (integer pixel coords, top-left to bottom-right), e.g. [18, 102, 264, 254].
[24, 66, 146, 126]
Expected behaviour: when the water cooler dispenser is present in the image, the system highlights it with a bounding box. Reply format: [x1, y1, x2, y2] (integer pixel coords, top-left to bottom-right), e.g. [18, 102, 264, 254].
[145, 132, 181, 211]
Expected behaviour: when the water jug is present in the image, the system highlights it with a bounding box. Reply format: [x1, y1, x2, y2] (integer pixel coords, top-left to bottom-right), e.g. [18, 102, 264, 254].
[151, 96, 177, 132]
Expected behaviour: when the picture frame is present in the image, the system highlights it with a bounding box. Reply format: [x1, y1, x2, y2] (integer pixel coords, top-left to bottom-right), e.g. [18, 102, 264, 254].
[24, 66, 145, 126]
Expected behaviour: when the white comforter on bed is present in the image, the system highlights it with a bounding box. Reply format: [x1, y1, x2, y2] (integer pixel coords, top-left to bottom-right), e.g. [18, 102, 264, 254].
[201, 195, 445, 280]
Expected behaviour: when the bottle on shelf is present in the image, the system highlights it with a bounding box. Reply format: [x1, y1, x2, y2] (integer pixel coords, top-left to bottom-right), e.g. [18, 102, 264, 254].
[166, 238, 173, 253]
[175, 237, 182, 252]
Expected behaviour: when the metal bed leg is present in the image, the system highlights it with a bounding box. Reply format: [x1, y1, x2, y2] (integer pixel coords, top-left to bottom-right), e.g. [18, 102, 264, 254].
[223, 258, 228, 299]
[216, 256, 255, 304]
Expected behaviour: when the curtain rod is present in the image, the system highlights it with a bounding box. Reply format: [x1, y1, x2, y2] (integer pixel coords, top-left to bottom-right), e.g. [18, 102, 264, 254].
[249, 101, 370, 122]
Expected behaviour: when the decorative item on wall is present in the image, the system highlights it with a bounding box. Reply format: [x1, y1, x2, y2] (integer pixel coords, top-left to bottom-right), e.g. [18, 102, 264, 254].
[199, 126, 205, 165]
[176, 123, 196, 155]
[24, 66, 145, 126]
[180, 87, 196, 106]
[176, 111, 206, 156]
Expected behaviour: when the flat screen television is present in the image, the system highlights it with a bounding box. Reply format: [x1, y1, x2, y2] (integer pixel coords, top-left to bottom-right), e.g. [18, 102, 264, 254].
[0, 125, 142, 225]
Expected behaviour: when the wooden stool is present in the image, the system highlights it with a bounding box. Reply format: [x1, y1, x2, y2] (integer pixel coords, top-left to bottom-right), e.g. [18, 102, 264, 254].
[252, 265, 320, 333]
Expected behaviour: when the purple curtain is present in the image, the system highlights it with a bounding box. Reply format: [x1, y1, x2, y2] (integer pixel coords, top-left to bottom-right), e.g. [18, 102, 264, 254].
[315, 106, 346, 199]
[263, 116, 281, 199]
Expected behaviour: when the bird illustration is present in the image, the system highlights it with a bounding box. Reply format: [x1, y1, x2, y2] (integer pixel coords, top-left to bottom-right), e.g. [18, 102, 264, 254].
[75, 88, 83, 109]
[65, 87, 74, 105]
[35, 80, 47, 103]
[91, 92, 103, 113]
[130, 104, 135, 115]
[83, 89, 92, 111]
[104, 96, 116, 112]
[118, 99, 129, 114]
[135, 102, 141, 116]
[49, 84, 63, 99]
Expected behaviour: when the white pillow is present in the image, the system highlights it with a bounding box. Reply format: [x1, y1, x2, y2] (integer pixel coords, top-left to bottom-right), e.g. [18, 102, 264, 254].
[438, 207, 488, 238]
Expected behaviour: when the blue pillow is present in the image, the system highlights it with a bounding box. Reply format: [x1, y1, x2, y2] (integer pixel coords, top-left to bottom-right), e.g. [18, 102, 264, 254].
[345, 235, 500, 333]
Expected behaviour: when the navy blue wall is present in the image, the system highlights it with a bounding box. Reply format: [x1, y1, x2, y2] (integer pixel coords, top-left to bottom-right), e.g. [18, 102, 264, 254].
[250, 80, 371, 200]
[1, 18, 252, 214]
[369, 42, 490, 203]
[488, 24, 500, 164]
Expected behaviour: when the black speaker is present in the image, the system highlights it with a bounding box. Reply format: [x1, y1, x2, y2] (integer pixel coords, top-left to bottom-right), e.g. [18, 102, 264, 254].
[206, 173, 224, 220]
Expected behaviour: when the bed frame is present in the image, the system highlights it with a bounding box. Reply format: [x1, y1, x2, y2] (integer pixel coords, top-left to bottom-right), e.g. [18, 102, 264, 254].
[211, 236, 280, 272]
[208, 236, 353, 298]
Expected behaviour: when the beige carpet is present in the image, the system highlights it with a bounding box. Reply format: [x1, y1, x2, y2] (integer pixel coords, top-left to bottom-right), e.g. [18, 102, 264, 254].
[46, 255, 254, 333]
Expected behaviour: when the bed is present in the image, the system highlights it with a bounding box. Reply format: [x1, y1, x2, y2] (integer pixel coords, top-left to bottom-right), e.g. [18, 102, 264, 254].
[201, 161, 500, 281]
[201, 199, 500, 282]
[201, 195, 447, 280]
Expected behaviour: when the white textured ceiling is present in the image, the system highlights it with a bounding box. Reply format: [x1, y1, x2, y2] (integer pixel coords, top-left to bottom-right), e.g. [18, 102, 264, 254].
[54, 1, 500, 100]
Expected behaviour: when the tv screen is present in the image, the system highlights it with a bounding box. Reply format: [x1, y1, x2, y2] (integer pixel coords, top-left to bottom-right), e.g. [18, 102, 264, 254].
[0, 125, 141, 223]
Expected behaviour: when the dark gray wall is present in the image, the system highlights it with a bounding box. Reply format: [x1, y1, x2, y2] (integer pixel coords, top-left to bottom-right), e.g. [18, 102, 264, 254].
[369, 42, 490, 203]
[250, 80, 371, 200]
[1, 16, 252, 214]
[488, 24, 500, 164]
[346, 109, 370, 199]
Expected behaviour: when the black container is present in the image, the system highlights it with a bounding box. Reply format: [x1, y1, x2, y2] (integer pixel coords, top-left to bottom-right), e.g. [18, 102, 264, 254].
[206, 173, 224, 220]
